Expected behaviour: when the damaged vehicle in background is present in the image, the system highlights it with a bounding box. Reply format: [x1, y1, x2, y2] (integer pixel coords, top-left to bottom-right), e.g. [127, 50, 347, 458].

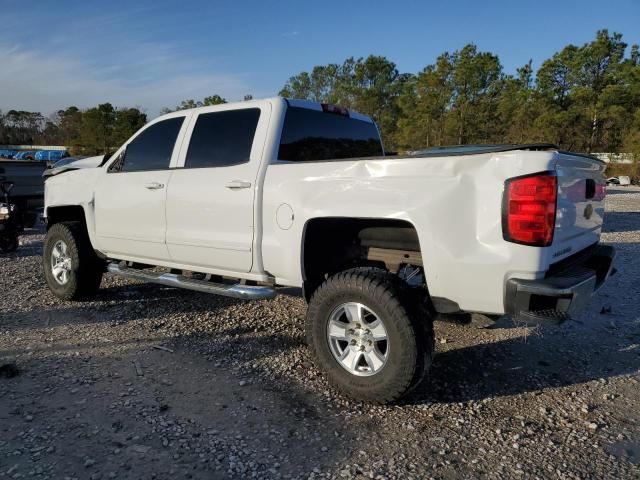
[607, 176, 631, 186]
[0, 155, 46, 228]
[41, 97, 615, 403]
[44, 156, 96, 177]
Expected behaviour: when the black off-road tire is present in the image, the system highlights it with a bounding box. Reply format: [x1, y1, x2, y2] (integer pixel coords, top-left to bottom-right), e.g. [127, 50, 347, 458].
[306, 267, 435, 404]
[43, 222, 103, 300]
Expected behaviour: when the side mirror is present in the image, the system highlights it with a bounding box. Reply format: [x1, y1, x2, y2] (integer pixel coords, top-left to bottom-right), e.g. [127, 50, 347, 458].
[1, 181, 14, 195]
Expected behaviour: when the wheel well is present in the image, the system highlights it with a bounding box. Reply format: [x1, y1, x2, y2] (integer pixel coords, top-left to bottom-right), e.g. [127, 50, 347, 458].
[46, 205, 86, 230]
[302, 218, 423, 301]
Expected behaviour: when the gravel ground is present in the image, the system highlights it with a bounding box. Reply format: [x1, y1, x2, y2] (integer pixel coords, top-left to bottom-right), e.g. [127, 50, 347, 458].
[1, 187, 639, 480]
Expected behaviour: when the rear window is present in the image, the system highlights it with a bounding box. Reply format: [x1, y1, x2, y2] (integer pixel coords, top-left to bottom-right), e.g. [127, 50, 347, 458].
[278, 107, 383, 162]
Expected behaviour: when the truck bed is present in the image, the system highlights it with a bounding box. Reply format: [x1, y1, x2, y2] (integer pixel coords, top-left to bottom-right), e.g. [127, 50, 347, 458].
[293, 143, 605, 164]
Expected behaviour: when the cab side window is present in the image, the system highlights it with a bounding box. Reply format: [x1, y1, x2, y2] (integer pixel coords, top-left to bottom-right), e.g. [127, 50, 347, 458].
[109, 117, 184, 173]
[184, 108, 260, 168]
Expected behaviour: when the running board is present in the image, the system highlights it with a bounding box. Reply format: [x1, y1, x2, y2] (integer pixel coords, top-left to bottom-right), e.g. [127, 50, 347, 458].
[106, 263, 276, 300]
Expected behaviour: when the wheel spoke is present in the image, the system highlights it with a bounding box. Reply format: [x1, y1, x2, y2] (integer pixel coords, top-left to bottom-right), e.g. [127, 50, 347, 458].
[341, 349, 362, 371]
[52, 265, 63, 277]
[367, 319, 387, 340]
[328, 320, 348, 340]
[363, 349, 385, 372]
[343, 303, 362, 323]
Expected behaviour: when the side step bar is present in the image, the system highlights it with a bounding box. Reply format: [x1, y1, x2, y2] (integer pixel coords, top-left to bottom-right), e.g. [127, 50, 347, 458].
[107, 263, 276, 300]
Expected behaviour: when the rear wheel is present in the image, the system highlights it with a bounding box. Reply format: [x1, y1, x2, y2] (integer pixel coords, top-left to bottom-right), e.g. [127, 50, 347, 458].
[306, 267, 434, 403]
[43, 222, 103, 300]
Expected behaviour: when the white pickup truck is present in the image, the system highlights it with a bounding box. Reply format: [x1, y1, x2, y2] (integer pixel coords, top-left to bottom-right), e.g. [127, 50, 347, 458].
[43, 97, 615, 403]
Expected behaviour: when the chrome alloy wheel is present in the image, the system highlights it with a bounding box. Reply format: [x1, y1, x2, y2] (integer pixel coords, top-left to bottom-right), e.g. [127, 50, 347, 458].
[50, 240, 72, 285]
[327, 302, 389, 376]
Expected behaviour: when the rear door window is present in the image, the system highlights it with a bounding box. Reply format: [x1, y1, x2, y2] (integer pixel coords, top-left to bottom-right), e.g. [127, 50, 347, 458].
[113, 117, 184, 172]
[278, 107, 383, 162]
[185, 108, 261, 168]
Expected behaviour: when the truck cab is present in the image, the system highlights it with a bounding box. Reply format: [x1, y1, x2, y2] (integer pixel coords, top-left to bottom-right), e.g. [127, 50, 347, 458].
[45, 98, 383, 278]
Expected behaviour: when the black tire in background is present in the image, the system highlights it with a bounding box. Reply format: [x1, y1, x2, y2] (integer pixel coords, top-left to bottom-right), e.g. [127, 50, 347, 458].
[306, 267, 435, 404]
[22, 211, 39, 228]
[43, 221, 103, 300]
[0, 235, 19, 253]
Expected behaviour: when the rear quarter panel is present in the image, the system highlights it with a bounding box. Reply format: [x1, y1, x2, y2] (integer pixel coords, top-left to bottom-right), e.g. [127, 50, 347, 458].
[261, 151, 560, 314]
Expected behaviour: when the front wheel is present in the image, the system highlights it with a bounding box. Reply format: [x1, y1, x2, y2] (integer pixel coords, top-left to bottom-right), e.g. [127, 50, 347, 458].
[306, 268, 434, 404]
[43, 222, 103, 300]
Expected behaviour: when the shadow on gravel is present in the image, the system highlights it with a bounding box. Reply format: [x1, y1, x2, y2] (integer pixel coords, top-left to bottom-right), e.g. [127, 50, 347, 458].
[404, 319, 640, 405]
[0, 287, 252, 334]
[605, 188, 640, 195]
[171, 329, 304, 362]
[0, 244, 41, 259]
[603, 212, 640, 232]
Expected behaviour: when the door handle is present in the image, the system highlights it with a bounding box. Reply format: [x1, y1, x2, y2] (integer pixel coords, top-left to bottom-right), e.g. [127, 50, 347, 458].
[144, 182, 165, 190]
[225, 180, 252, 190]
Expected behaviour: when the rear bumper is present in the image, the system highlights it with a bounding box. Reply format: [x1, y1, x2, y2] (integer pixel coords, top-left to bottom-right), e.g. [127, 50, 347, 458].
[505, 244, 615, 325]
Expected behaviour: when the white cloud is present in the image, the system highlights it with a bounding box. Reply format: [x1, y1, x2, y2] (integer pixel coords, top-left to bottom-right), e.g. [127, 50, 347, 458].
[0, 43, 253, 117]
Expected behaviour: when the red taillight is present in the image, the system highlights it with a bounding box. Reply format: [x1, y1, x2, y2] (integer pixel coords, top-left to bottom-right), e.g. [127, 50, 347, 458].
[594, 183, 606, 201]
[503, 172, 557, 247]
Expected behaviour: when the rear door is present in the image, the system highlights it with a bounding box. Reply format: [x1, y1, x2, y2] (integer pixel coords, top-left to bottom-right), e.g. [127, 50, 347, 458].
[553, 152, 607, 255]
[165, 104, 270, 272]
[94, 115, 188, 260]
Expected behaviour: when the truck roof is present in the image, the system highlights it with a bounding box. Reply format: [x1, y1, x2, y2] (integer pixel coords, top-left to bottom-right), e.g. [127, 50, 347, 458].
[283, 98, 374, 123]
[164, 96, 375, 124]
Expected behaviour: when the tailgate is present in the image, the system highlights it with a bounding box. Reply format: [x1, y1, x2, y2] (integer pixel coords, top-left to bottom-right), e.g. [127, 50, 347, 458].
[552, 152, 606, 259]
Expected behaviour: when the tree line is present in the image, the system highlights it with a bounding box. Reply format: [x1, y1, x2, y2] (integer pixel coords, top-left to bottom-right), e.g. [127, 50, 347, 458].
[0, 96, 237, 155]
[1, 29, 637, 161]
[0, 104, 147, 155]
[280, 30, 640, 160]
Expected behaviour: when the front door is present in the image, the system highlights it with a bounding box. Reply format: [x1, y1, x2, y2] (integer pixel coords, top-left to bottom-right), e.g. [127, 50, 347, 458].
[94, 115, 187, 260]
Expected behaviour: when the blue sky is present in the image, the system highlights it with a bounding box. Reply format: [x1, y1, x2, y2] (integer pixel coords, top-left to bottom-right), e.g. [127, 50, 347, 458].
[1, 0, 639, 117]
